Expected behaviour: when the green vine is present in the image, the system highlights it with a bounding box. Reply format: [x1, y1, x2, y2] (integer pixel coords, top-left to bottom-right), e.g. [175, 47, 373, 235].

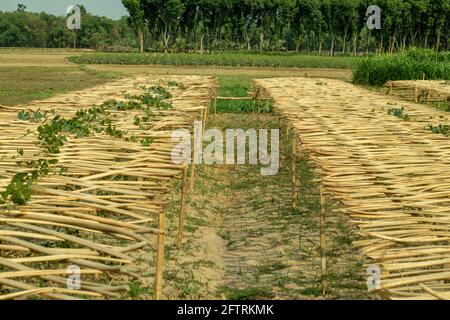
[427, 124, 450, 136]
[1, 82, 180, 207]
[388, 107, 409, 121]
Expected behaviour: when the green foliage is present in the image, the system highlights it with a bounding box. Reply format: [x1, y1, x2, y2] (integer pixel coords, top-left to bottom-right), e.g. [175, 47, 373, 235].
[388, 107, 410, 121]
[168, 81, 186, 89]
[0, 159, 58, 205]
[353, 48, 450, 86]
[0, 10, 136, 49]
[1, 1, 449, 53]
[18, 109, 47, 122]
[3, 83, 175, 206]
[427, 124, 450, 136]
[224, 287, 273, 300]
[1, 173, 36, 205]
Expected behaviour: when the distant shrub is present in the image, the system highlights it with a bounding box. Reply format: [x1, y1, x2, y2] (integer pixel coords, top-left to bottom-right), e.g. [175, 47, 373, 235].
[353, 48, 450, 86]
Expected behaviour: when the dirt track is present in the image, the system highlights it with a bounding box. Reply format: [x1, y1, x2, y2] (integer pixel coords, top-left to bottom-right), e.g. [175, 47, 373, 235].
[256, 78, 450, 300]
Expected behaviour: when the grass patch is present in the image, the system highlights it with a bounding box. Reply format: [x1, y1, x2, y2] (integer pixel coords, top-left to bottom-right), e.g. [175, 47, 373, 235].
[223, 287, 274, 300]
[0, 66, 123, 105]
[388, 107, 410, 120]
[353, 48, 450, 86]
[427, 124, 450, 136]
[213, 75, 273, 113]
[68, 52, 360, 69]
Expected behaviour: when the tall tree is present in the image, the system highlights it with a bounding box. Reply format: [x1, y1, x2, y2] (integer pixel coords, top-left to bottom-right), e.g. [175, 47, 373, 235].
[122, 0, 146, 52]
[142, 0, 185, 53]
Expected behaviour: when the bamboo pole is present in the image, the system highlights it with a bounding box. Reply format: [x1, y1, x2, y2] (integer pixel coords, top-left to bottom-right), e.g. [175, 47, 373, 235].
[178, 165, 188, 250]
[214, 95, 217, 122]
[414, 86, 418, 103]
[320, 186, 328, 297]
[387, 82, 393, 95]
[203, 105, 208, 133]
[291, 128, 297, 209]
[257, 89, 261, 122]
[189, 137, 196, 194]
[154, 210, 166, 300]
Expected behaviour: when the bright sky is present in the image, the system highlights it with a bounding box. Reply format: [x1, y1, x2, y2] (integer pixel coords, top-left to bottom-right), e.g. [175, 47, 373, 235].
[0, 0, 128, 20]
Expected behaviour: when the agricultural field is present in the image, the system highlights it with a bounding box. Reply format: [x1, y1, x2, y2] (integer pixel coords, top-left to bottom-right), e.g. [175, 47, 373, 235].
[1, 47, 449, 303]
[0, 0, 449, 310]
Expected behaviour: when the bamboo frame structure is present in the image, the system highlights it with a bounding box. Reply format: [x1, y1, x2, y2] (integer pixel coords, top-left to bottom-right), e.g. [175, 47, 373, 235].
[385, 80, 450, 106]
[256, 77, 450, 300]
[0, 75, 214, 300]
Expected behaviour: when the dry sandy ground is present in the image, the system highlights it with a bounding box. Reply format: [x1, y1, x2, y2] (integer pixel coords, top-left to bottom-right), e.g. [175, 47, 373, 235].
[88, 65, 353, 81]
[0, 53, 75, 67]
[158, 114, 375, 300]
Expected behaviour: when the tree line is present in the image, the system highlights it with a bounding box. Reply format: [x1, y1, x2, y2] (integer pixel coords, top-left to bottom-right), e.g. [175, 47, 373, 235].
[0, 4, 135, 50]
[123, 0, 449, 54]
[0, 1, 448, 53]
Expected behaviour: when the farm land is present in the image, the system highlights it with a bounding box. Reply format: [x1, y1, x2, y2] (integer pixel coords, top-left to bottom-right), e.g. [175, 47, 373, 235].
[0, 0, 449, 302]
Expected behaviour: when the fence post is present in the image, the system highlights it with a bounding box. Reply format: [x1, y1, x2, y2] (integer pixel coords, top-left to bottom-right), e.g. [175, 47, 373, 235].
[154, 209, 166, 300]
[291, 128, 297, 209]
[320, 186, 328, 296]
[178, 165, 188, 249]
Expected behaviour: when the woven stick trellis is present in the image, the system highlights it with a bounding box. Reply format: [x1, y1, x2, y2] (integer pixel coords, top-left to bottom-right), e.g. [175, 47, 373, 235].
[0, 75, 215, 300]
[386, 80, 450, 105]
[255, 77, 450, 300]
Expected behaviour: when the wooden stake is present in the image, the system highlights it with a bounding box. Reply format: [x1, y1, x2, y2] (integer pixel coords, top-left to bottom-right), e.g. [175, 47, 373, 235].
[414, 86, 419, 103]
[178, 166, 188, 250]
[258, 90, 261, 118]
[214, 95, 217, 122]
[189, 138, 196, 194]
[154, 210, 165, 300]
[387, 82, 393, 95]
[286, 121, 290, 140]
[291, 129, 297, 209]
[320, 186, 328, 296]
[202, 107, 207, 136]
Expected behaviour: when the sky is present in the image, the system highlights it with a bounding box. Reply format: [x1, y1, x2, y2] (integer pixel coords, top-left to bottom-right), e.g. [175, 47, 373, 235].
[0, 0, 128, 20]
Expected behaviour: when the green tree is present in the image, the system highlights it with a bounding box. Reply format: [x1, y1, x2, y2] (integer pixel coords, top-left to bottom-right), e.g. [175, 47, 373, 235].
[122, 0, 146, 52]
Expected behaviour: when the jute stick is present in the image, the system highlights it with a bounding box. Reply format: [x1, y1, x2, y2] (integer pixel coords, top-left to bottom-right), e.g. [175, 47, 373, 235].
[178, 165, 188, 249]
[387, 82, 393, 95]
[214, 95, 217, 122]
[202, 106, 207, 134]
[257, 90, 261, 122]
[154, 210, 165, 300]
[320, 186, 328, 296]
[291, 128, 297, 209]
[189, 138, 196, 194]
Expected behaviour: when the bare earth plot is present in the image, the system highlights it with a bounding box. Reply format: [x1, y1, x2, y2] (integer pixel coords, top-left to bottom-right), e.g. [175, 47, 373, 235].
[0, 53, 73, 67]
[0, 76, 213, 299]
[256, 78, 450, 300]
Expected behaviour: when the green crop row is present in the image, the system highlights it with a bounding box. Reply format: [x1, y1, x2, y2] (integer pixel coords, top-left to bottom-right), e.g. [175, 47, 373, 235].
[353, 48, 450, 87]
[67, 52, 359, 69]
